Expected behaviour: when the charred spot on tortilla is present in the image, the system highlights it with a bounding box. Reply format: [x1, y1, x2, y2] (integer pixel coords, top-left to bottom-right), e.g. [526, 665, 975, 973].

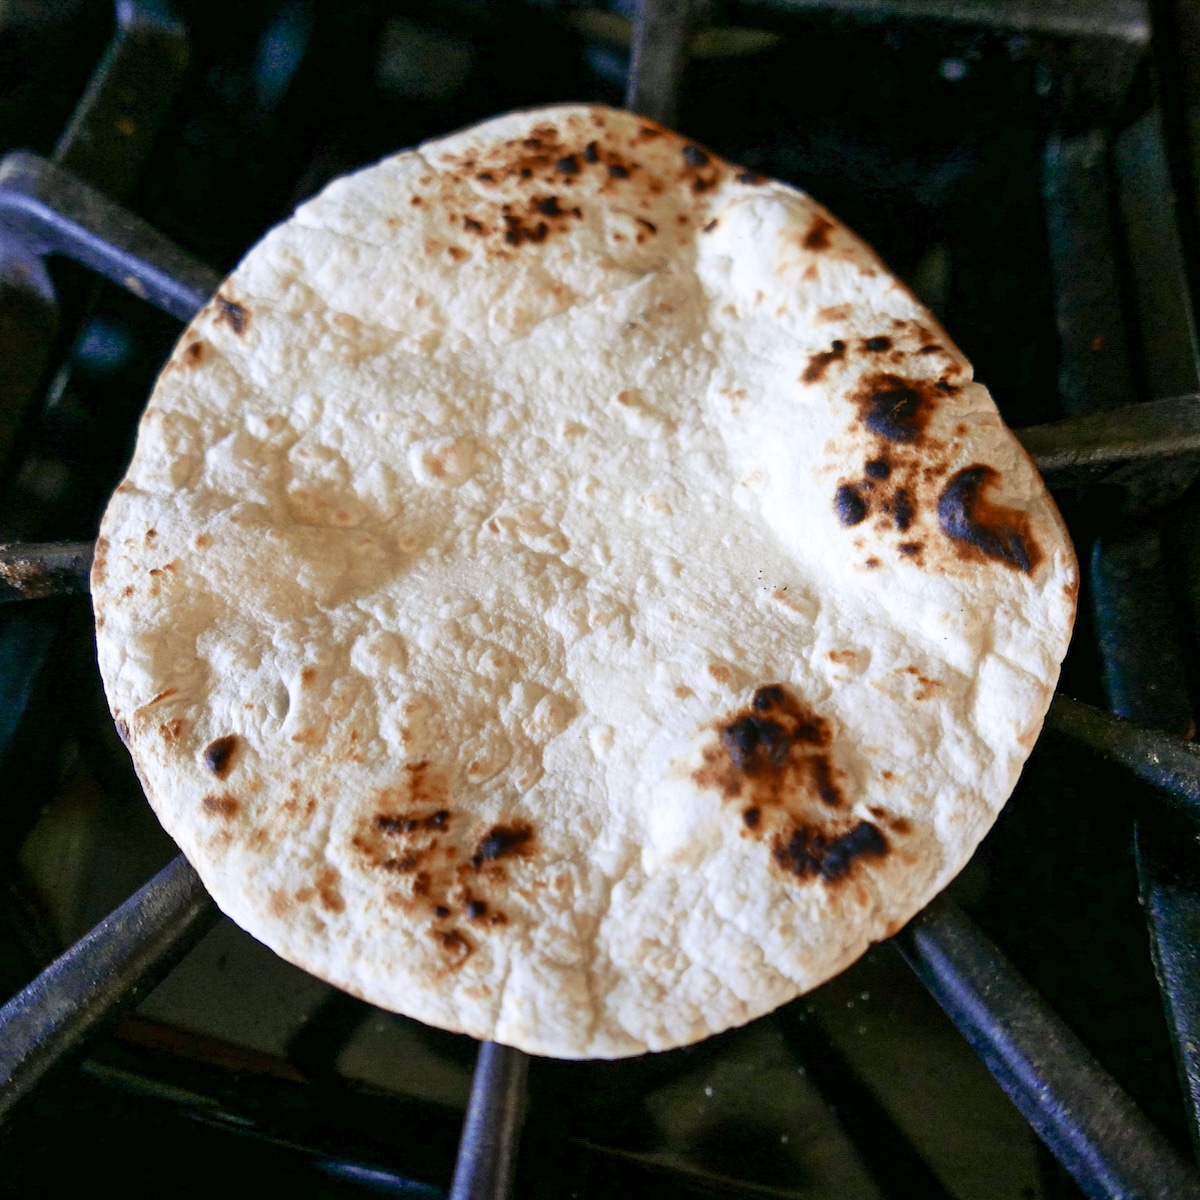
[864, 336, 891, 352]
[773, 821, 888, 882]
[891, 488, 915, 532]
[865, 457, 891, 480]
[203, 735, 238, 778]
[938, 465, 1041, 574]
[472, 822, 534, 868]
[215, 295, 248, 335]
[852, 374, 937, 444]
[682, 144, 710, 167]
[803, 340, 846, 383]
[835, 483, 868, 526]
[803, 216, 835, 250]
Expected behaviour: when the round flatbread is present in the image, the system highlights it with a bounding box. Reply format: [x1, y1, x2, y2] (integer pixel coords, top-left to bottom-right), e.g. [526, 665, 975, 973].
[93, 105, 1077, 1058]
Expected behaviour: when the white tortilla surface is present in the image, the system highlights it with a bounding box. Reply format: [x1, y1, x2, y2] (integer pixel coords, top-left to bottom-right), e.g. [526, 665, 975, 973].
[93, 105, 1077, 1058]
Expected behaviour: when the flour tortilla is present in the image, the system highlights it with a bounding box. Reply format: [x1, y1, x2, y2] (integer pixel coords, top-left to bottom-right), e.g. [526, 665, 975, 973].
[92, 105, 1077, 1058]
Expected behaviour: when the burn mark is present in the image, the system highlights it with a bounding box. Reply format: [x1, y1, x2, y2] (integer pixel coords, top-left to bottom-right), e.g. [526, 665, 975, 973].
[435, 929, 472, 963]
[637, 216, 658, 234]
[702, 218, 718, 233]
[472, 822, 534, 868]
[215, 296, 248, 335]
[937, 465, 1041, 574]
[803, 216, 835, 251]
[737, 170, 765, 185]
[556, 154, 579, 174]
[466, 899, 488, 920]
[774, 821, 887, 882]
[203, 735, 238, 779]
[463, 216, 484, 233]
[183, 341, 205, 366]
[891, 488, 914, 531]
[810, 757, 843, 807]
[434, 905, 451, 918]
[683, 143, 710, 167]
[694, 684, 845, 819]
[864, 336, 892, 352]
[583, 141, 600, 163]
[537, 196, 563, 216]
[753, 684, 785, 710]
[899, 541, 922, 557]
[802, 339, 846, 384]
[608, 163, 629, 179]
[375, 808, 451, 835]
[835, 484, 868, 526]
[202, 793, 239, 819]
[852, 374, 936, 444]
[865, 458, 891, 480]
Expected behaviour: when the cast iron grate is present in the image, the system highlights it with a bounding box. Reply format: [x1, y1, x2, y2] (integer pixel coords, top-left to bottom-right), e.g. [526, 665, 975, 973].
[2, 1, 1200, 1196]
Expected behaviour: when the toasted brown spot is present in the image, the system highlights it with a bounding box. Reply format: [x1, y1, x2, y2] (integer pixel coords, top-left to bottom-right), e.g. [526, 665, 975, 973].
[583, 141, 600, 163]
[863, 336, 891, 352]
[938, 465, 1041, 574]
[803, 339, 846, 384]
[556, 154, 579, 174]
[803, 216, 835, 251]
[435, 929, 472, 963]
[447, 246, 467, 261]
[215, 295, 248, 335]
[183, 341, 205, 366]
[636, 217, 658, 234]
[817, 305, 852, 322]
[300, 667, 317, 687]
[472, 822, 534, 868]
[835, 483, 868, 526]
[434, 905, 451, 918]
[608, 163, 629, 179]
[203, 735, 238, 778]
[463, 216, 485, 234]
[202, 793, 239, 819]
[315, 868, 345, 913]
[159, 719, 183, 742]
[773, 821, 887, 882]
[865, 557, 881, 569]
[466, 899, 488, 920]
[851, 373, 938, 444]
[383, 852, 421, 873]
[737, 170, 765, 185]
[693, 683, 847, 832]
[194, 533, 211, 548]
[682, 143, 710, 167]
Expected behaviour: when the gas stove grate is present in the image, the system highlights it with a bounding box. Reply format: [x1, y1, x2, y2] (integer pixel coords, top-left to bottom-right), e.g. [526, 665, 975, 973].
[3, 1, 1200, 1197]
